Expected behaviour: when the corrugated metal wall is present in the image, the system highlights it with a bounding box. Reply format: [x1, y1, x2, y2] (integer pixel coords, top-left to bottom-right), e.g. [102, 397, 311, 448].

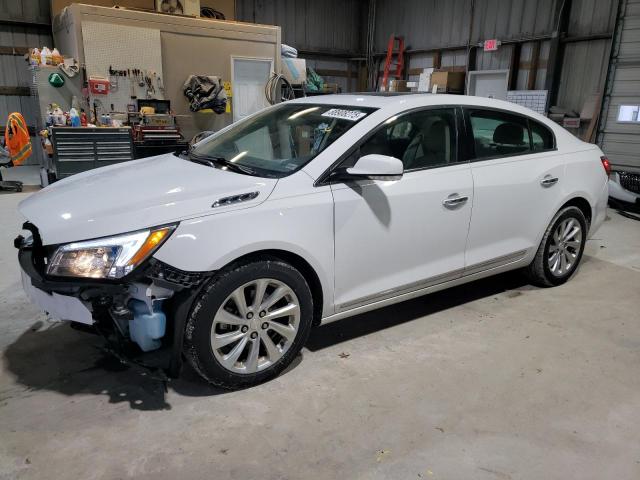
[374, 0, 472, 51]
[556, 39, 611, 113]
[0, 0, 620, 166]
[555, 0, 618, 115]
[0, 0, 51, 165]
[236, 0, 365, 93]
[373, 0, 616, 117]
[514, 40, 551, 90]
[568, 0, 618, 35]
[470, 0, 557, 42]
[598, 0, 640, 170]
[235, 0, 617, 115]
[374, 0, 559, 52]
[236, 0, 365, 53]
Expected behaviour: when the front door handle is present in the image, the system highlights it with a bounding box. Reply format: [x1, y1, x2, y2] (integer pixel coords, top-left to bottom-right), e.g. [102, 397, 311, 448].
[442, 194, 469, 208]
[541, 175, 559, 187]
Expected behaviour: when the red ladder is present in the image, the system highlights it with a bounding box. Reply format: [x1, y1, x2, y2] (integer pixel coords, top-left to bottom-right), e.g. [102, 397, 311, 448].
[382, 35, 405, 90]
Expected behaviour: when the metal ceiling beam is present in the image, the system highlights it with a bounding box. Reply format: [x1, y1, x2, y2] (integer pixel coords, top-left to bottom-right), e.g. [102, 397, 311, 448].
[545, 0, 573, 108]
[0, 18, 50, 28]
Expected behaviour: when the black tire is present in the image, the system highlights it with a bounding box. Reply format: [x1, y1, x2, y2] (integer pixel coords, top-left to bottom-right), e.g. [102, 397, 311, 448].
[184, 259, 313, 389]
[525, 206, 588, 287]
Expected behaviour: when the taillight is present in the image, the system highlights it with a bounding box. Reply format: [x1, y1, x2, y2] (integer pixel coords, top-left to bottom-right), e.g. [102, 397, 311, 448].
[601, 156, 611, 177]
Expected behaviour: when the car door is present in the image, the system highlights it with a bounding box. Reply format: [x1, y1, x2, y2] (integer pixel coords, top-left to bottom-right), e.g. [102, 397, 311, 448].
[329, 107, 474, 312]
[463, 107, 563, 272]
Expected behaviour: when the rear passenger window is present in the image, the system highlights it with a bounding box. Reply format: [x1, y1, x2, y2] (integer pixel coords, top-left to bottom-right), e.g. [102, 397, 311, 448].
[530, 120, 555, 151]
[469, 110, 530, 159]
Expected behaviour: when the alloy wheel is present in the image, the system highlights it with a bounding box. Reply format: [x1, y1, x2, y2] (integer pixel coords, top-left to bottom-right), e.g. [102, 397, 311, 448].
[210, 278, 301, 374]
[548, 217, 583, 277]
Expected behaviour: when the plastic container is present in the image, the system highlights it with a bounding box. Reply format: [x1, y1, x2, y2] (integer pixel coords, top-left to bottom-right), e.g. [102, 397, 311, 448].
[30, 48, 40, 66]
[43, 137, 53, 155]
[40, 46, 51, 65]
[69, 108, 80, 127]
[129, 300, 166, 352]
[51, 48, 62, 66]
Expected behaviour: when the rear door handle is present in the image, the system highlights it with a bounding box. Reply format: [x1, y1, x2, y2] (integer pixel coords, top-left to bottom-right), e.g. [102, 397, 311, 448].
[541, 175, 559, 187]
[442, 194, 469, 208]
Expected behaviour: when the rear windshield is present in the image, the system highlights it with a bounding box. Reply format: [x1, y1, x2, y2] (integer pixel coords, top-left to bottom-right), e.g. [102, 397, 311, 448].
[192, 103, 376, 177]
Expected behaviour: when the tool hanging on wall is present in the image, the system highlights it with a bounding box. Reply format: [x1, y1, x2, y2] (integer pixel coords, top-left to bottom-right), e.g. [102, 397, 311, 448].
[128, 69, 136, 99]
[109, 74, 119, 93]
[143, 71, 155, 98]
[81, 66, 90, 105]
[154, 72, 164, 94]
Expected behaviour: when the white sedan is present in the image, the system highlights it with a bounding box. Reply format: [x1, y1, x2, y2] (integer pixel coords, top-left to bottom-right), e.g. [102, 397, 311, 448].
[16, 94, 609, 388]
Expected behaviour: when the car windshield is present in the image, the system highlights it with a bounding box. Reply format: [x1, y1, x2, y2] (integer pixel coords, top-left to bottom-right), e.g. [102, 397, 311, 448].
[190, 103, 376, 177]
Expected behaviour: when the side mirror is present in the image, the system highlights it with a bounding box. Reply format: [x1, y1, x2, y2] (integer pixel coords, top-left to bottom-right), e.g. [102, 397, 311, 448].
[345, 154, 404, 181]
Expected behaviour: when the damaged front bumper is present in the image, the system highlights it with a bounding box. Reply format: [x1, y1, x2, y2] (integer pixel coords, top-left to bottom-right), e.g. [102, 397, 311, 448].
[20, 260, 94, 325]
[15, 223, 212, 378]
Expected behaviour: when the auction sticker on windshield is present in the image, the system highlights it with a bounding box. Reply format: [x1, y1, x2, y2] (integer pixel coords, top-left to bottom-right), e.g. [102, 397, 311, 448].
[322, 108, 368, 121]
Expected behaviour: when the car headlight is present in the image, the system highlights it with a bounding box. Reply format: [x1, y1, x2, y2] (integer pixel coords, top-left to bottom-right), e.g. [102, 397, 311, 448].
[47, 225, 176, 279]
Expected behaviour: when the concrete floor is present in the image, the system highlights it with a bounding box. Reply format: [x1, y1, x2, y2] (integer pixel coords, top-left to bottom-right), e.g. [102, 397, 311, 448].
[0, 166, 41, 186]
[1, 191, 639, 480]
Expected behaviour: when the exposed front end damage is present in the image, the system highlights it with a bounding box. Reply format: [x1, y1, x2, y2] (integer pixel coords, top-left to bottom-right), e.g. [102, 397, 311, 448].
[15, 222, 212, 379]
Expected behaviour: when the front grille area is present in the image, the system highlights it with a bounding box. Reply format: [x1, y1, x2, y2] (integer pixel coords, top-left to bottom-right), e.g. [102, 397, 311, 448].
[619, 171, 640, 194]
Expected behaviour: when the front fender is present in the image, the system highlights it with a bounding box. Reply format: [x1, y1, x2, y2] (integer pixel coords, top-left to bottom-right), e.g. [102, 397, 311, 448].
[153, 192, 335, 316]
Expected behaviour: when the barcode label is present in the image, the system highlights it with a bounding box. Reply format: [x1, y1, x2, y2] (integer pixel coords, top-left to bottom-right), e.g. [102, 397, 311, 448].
[322, 109, 367, 121]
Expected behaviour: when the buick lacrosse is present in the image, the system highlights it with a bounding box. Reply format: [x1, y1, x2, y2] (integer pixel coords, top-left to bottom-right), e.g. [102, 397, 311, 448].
[16, 94, 609, 388]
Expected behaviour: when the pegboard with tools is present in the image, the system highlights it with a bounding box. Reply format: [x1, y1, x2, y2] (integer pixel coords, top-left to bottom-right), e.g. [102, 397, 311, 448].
[81, 21, 165, 115]
[103, 66, 165, 100]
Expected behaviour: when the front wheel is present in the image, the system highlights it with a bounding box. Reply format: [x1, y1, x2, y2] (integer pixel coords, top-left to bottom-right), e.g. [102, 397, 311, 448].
[184, 260, 314, 389]
[525, 206, 588, 287]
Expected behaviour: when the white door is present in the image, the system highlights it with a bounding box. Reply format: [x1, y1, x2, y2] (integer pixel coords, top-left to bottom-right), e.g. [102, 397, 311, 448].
[231, 57, 272, 122]
[331, 108, 473, 311]
[463, 108, 563, 270]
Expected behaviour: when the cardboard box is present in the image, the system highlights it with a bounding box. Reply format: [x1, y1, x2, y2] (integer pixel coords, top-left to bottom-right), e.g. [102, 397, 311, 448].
[389, 79, 410, 92]
[321, 83, 340, 94]
[562, 117, 581, 129]
[430, 71, 466, 93]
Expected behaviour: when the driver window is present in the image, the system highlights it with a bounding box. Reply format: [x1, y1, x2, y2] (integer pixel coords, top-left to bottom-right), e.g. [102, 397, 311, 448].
[358, 108, 458, 171]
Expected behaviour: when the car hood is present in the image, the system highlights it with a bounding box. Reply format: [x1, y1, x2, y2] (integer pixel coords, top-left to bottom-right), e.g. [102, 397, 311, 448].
[19, 154, 278, 245]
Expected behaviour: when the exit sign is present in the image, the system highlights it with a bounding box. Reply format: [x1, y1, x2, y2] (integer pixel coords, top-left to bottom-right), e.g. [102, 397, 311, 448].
[484, 39, 500, 51]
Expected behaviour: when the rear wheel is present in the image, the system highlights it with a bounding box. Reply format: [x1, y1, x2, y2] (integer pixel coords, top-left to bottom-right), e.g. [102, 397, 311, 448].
[525, 206, 587, 287]
[184, 260, 313, 389]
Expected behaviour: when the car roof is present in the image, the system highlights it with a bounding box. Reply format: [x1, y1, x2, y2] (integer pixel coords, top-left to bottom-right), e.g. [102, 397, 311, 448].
[289, 92, 427, 108]
[289, 93, 548, 121]
[288, 92, 582, 148]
